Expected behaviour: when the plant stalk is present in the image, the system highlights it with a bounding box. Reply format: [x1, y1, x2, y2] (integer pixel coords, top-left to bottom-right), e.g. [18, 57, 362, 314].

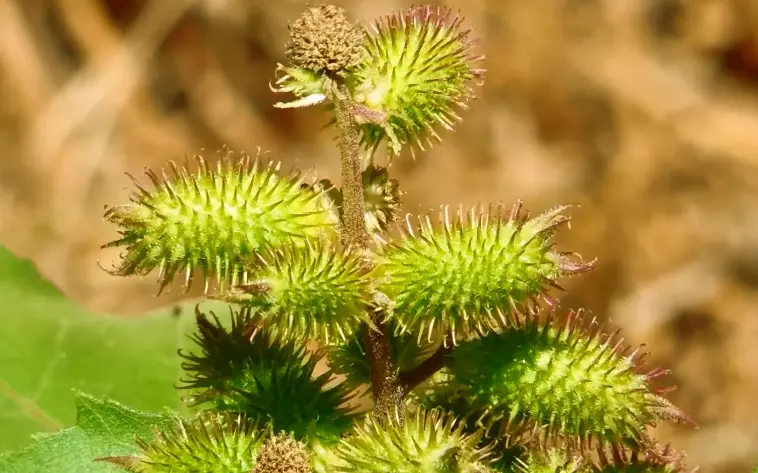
[399, 343, 453, 395]
[331, 81, 405, 419]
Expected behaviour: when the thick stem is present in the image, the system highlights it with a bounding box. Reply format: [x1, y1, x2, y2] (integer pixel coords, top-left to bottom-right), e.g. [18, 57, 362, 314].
[332, 81, 404, 419]
[362, 318, 404, 418]
[333, 84, 370, 250]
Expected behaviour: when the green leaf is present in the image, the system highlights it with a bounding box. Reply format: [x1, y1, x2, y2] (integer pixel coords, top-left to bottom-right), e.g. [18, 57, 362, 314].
[0, 245, 229, 453]
[0, 392, 173, 473]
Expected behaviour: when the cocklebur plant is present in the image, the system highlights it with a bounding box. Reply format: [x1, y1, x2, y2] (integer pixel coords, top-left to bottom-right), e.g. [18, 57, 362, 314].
[90, 4, 698, 473]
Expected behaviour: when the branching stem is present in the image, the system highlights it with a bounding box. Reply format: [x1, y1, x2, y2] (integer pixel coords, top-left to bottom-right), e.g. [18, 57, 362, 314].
[399, 343, 453, 395]
[331, 80, 404, 419]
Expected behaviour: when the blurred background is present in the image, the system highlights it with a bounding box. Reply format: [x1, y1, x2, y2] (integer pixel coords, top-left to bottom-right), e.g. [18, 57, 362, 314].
[1, 0, 758, 471]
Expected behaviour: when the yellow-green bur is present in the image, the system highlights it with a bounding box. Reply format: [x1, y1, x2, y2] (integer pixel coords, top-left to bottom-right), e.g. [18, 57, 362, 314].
[348, 5, 485, 156]
[374, 204, 593, 343]
[448, 313, 687, 448]
[102, 150, 339, 293]
[314, 408, 495, 473]
[219, 242, 373, 344]
[105, 413, 268, 473]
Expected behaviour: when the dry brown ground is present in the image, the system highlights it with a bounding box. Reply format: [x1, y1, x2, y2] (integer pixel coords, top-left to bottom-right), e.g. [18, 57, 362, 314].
[2, 1, 758, 471]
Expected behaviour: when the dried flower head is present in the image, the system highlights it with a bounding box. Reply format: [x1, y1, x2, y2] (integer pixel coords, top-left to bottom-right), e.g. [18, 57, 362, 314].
[253, 433, 312, 473]
[285, 4, 364, 73]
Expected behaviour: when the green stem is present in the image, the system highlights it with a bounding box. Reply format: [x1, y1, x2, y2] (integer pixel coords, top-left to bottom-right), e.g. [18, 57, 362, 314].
[331, 81, 404, 419]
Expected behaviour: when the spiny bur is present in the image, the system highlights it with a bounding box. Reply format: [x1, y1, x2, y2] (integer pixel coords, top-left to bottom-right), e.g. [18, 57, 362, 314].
[272, 5, 484, 157]
[218, 240, 373, 344]
[313, 408, 497, 473]
[102, 148, 338, 294]
[374, 202, 595, 344]
[178, 307, 356, 445]
[101, 413, 268, 472]
[349, 5, 486, 156]
[448, 310, 690, 449]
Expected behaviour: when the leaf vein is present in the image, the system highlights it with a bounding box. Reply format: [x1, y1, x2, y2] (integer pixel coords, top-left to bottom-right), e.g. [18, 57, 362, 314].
[0, 375, 62, 431]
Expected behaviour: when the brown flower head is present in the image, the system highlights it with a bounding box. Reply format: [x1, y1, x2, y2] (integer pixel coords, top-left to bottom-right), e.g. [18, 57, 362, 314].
[285, 4, 364, 73]
[253, 433, 311, 473]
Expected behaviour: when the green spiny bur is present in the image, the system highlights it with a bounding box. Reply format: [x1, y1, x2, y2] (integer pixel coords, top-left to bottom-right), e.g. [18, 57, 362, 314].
[375, 202, 594, 343]
[314, 408, 496, 473]
[103, 412, 268, 473]
[219, 240, 373, 344]
[413, 375, 530, 473]
[349, 5, 485, 155]
[448, 310, 689, 448]
[103, 148, 339, 293]
[178, 307, 355, 445]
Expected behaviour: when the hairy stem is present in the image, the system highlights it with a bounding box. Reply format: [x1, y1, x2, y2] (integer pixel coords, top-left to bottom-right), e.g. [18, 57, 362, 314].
[331, 81, 404, 419]
[333, 88, 369, 250]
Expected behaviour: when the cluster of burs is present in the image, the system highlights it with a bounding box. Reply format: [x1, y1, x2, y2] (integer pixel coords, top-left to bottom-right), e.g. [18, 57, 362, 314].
[100, 4, 695, 473]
